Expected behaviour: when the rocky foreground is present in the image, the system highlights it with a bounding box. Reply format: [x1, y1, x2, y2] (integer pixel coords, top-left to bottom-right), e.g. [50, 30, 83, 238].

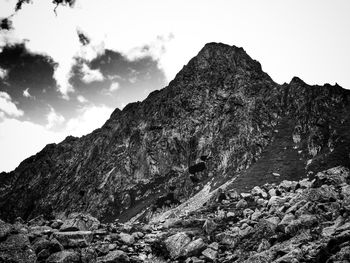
[1, 166, 350, 263]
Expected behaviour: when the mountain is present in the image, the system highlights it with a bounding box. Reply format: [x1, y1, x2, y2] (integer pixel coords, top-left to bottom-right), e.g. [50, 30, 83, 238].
[1, 42, 350, 223]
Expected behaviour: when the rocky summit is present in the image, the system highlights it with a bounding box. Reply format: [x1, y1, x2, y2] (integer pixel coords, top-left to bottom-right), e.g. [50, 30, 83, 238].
[0, 42, 350, 262]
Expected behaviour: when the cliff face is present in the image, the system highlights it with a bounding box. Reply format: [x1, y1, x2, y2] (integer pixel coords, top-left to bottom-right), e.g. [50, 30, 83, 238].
[1, 43, 349, 222]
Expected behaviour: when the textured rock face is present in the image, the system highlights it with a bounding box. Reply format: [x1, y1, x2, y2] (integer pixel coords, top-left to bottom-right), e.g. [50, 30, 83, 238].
[0, 43, 350, 223]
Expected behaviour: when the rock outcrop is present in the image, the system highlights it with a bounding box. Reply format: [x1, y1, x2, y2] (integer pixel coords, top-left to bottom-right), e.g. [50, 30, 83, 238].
[1, 166, 350, 262]
[0, 42, 349, 224]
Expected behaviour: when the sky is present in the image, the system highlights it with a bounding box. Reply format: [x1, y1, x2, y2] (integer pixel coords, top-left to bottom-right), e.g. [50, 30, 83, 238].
[0, 0, 349, 172]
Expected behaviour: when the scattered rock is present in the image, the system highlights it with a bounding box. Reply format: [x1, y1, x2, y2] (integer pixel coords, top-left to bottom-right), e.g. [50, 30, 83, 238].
[46, 250, 80, 263]
[53, 231, 93, 248]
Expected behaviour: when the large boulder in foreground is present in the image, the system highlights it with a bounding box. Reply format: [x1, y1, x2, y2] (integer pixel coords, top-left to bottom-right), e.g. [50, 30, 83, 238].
[46, 250, 80, 263]
[164, 232, 206, 259]
[60, 213, 100, 232]
[0, 233, 37, 263]
[53, 231, 93, 248]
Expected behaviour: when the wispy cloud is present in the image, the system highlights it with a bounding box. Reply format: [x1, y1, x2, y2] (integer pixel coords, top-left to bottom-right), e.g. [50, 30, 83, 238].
[77, 95, 88, 103]
[46, 106, 65, 129]
[23, 88, 34, 98]
[109, 82, 120, 92]
[0, 67, 8, 79]
[81, 63, 104, 83]
[0, 91, 24, 117]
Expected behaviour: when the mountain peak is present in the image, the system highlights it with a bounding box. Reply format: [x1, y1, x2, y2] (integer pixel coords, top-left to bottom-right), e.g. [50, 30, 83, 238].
[1, 43, 349, 225]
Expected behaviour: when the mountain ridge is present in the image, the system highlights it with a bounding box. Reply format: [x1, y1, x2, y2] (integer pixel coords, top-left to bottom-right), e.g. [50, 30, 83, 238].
[1, 42, 349, 223]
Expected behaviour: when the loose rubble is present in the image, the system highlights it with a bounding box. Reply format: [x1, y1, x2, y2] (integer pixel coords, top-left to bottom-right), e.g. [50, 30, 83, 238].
[1, 166, 350, 262]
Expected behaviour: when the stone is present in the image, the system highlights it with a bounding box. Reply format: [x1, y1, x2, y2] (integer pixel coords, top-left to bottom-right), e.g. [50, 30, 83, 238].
[119, 232, 135, 245]
[0, 233, 37, 263]
[203, 219, 217, 236]
[50, 220, 63, 229]
[81, 247, 98, 263]
[278, 213, 296, 232]
[251, 210, 262, 221]
[241, 193, 252, 199]
[32, 237, 63, 257]
[298, 179, 312, 189]
[251, 186, 268, 198]
[268, 188, 277, 197]
[46, 250, 80, 263]
[312, 166, 349, 188]
[202, 247, 218, 261]
[215, 232, 237, 248]
[164, 232, 191, 259]
[305, 185, 339, 203]
[131, 231, 144, 239]
[229, 190, 240, 200]
[279, 180, 297, 191]
[236, 199, 248, 209]
[29, 225, 54, 236]
[28, 215, 45, 226]
[53, 231, 93, 248]
[268, 196, 286, 207]
[97, 250, 130, 263]
[257, 239, 270, 253]
[256, 198, 268, 207]
[227, 212, 235, 218]
[0, 219, 12, 240]
[60, 213, 100, 232]
[243, 208, 254, 218]
[181, 238, 206, 257]
[208, 242, 219, 250]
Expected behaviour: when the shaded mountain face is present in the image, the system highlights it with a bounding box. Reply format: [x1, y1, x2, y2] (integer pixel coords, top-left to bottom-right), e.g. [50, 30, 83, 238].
[1, 43, 350, 222]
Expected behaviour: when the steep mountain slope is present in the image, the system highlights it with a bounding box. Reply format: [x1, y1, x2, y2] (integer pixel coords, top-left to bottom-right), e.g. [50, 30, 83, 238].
[0, 43, 349, 223]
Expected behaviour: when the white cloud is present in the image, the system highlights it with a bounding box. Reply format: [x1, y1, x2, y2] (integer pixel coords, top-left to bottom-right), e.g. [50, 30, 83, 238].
[109, 82, 120, 92]
[0, 91, 24, 117]
[1, 0, 348, 90]
[81, 63, 104, 83]
[77, 95, 88, 103]
[0, 118, 65, 172]
[0, 104, 113, 172]
[23, 88, 34, 98]
[46, 106, 65, 129]
[0, 67, 8, 79]
[65, 105, 113, 137]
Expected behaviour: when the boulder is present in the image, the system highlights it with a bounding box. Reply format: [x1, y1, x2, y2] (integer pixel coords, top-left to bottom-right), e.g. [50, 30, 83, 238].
[202, 247, 218, 261]
[279, 180, 297, 191]
[181, 238, 206, 257]
[305, 185, 339, 203]
[46, 250, 80, 263]
[0, 233, 37, 263]
[32, 237, 63, 259]
[251, 186, 268, 198]
[312, 166, 349, 188]
[203, 219, 217, 236]
[119, 232, 135, 245]
[53, 231, 93, 248]
[236, 199, 248, 209]
[81, 247, 97, 263]
[97, 250, 130, 263]
[164, 232, 191, 259]
[278, 214, 296, 233]
[0, 219, 12, 240]
[60, 213, 100, 232]
[29, 225, 54, 236]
